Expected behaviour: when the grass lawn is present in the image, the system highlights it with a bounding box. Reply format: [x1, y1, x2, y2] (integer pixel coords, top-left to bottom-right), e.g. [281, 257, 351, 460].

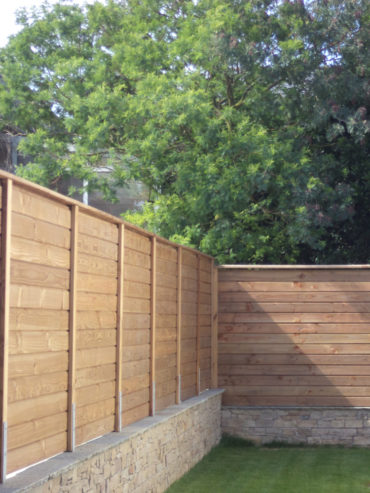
[166, 436, 370, 493]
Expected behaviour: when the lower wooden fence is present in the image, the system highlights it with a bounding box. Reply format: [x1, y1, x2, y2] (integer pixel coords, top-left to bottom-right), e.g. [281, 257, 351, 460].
[0, 171, 218, 481]
[218, 265, 370, 408]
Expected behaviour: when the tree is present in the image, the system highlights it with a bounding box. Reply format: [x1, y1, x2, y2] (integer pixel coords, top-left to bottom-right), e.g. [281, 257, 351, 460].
[0, 0, 369, 263]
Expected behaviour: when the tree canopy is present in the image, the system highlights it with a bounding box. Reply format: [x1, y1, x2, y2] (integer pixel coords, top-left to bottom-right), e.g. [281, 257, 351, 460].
[0, 0, 369, 263]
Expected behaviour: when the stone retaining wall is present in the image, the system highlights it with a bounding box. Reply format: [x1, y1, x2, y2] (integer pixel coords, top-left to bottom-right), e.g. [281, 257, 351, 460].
[222, 406, 370, 446]
[1, 390, 223, 493]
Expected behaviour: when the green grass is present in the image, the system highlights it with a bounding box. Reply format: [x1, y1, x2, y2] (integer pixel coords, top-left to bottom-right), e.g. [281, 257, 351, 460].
[166, 436, 370, 493]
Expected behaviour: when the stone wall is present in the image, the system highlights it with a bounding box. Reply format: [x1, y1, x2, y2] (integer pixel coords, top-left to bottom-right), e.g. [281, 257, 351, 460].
[2, 390, 223, 493]
[222, 406, 370, 446]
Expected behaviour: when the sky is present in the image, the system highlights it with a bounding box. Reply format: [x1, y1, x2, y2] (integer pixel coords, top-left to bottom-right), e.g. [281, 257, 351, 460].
[0, 0, 94, 47]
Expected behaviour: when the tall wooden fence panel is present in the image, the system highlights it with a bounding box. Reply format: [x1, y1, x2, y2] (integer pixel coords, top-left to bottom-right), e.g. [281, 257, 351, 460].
[75, 212, 119, 446]
[122, 228, 151, 426]
[199, 257, 213, 392]
[0, 170, 216, 481]
[155, 242, 178, 412]
[218, 265, 370, 407]
[8, 186, 70, 473]
[181, 250, 198, 401]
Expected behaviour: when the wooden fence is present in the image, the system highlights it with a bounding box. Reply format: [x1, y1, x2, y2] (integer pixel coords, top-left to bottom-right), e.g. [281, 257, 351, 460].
[0, 170, 218, 480]
[218, 265, 370, 407]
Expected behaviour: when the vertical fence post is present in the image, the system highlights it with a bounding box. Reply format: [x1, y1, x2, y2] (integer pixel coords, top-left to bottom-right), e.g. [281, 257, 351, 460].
[176, 246, 182, 404]
[115, 224, 125, 432]
[211, 261, 218, 388]
[0, 179, 12, 482]
[150, 236, 157, 416]
[196, 254, 201, 395]
[67, 205, 78, 451]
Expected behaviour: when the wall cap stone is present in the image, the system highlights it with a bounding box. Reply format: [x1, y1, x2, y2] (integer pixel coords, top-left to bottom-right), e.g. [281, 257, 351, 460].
[0, 389, 224, 493]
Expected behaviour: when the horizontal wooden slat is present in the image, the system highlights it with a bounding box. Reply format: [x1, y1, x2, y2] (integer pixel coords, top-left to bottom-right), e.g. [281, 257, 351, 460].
[125, 248, 151, 269]
[76, 347, 116, 369]
[182, 250, 197, 268]
[122, 374, 150, 394]
[77, 329, 116, 349]
[12, 212, 70, 249]
[124, 280, 151, 299]
[76, 397, 115, 428]
[77, 292, 117, 312]
[225, 385, 370, 397]
[123, 297, 150, 314]
[156, 272, 177, 289]
[12, 186, 70, 228]
[122, 344, 150, 362]
[156, 300, 177, 315]
[219, 290, 370, 303]
[122, 313, 150, 330]
[219, 375, 370, 387]
[125, 229, 151, 254]
[78, 212, 118, 243]
[76, 415, 115, 447]
[7, 432, 66, 474]
[10, 285, 69, 310]
[77, 272, 117, 294]
[76, 311, 116, 330]
[157, 257, 177, 277]
[78, 233, 118, 260]
[9, 331, 69, 354]
[8, 391, 67, 427]
[124, 264, 151, 284]
[219, 323, 370, 334]
[122, 359, 150, 379]
[219, 312, 370, 324]
[76, 364, 116, 388]
[122, 388, 150, 411]
[219, 302, 370, 313]
[11, 261, 69, 290]
[9, 351, 68, 378]
[11, 236, 70, 269]
[156, 314, 177, 329]
[157, 242, 177, 262]
[156, 328, 176, 342]
[218, 353, 370, 365]
[9, 371, 68, 402]
[218, 281, 370, 292]
[121, 403, 149, 427]
[78, 252, 117, 276]
[10, 308, 69, 331]
[123, 329, 150, 346]
[77, 381, 115, 407]
[219, 333, 370, 344]
[156, 393, 176, 412]
[222, 395, 370, 407]
[8, 412, 67, 450]
[219, 269, 370, 282]
[219, 364, 370, 376]
[218, 343, 370, 355]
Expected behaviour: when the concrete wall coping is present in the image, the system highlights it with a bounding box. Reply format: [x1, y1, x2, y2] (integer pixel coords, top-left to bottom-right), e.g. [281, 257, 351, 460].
[0, 389, 224, 493]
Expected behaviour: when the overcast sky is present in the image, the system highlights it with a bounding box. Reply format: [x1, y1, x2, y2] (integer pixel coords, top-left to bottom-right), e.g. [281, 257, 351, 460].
[0, 0, 95, 48]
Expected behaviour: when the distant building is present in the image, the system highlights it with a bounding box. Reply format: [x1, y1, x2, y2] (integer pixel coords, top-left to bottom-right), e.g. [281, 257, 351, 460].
[0, 129, 29, 173]
[0, 131, 148, 217]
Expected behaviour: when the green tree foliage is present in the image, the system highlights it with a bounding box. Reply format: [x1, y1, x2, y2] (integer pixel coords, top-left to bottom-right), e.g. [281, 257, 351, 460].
[0, 0, 369, 263]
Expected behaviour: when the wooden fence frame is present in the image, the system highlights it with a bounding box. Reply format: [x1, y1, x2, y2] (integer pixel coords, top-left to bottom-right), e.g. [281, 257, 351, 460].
[0, 169, 218, 482]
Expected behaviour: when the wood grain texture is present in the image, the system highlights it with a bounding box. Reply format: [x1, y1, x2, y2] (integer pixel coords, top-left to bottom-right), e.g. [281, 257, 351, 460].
[218, 266, 370, 407]
[0, 172, 214, 476]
